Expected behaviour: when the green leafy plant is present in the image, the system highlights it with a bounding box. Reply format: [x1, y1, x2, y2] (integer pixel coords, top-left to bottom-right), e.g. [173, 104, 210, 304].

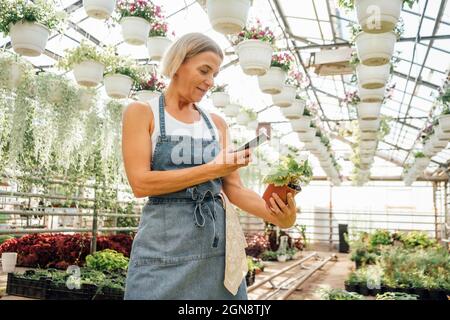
[85, 249, 129, 272]
[369, 229, 393, 247]
[210, 84, 228, 93]
[263, 156, 313, 188]
[438, 88, 450, 108]
[115, 0, 162, 23]
[270, 52, 294, 72]
[303, 107, 312, 117]
[241, 107, 258, 121]
[375, 292, 418, 300]
[0, 0, 66, 35]
[104, 54, 139, 82]
[338, 0, 419, 10]
[318, 287, 363, 300]
[414, 151, 426, 159]
[57, 40, 109, 71]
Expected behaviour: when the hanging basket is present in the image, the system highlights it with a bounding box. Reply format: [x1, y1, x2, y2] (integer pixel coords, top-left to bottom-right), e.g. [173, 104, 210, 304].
[248, 120, 259, 130]
[280, 99, 306, 119]
[297, 127, 316, 143]
[135, 90, 161, 102]
[431, 135, 448, 148]
[223, 104, 240, 117]
[236, 39, 273, 76]
[236, 112, 251, 126]
[356, 102, 382, 120]
[415, 157, 430, 170]
[73, 60, 105, 87]
[360, 131, 378, 141]
[358, 118, 381, 132]
[9, 22, 50, 57]
[147, 36, 172, 61]
[272, 84, 297, 108]
[83, 0, 116, 19]
[257, 67, 287, 94]
[104, 74, 133, 99]
[207, 0, 251, 34]
[355, 31, 397, 66]
[357, 63, 391, 90]
[435, 125, 450, 141]
[438, 114, 450, 133]
[290, 116, 312, 132]
[360, 140, 378, 150]
[359, 85, 385, 103]
[355, 0, 403, 34]
[47, 80, 64, 104]
[120, 17, 151, 46]
[211, 92, 230, 108]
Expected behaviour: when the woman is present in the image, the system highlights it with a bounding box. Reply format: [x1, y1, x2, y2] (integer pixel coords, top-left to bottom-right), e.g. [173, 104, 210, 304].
[122, 33, 298, 300]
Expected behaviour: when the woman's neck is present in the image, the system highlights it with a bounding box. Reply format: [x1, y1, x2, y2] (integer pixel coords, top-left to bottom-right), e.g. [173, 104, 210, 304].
[164, 83, 193, 111]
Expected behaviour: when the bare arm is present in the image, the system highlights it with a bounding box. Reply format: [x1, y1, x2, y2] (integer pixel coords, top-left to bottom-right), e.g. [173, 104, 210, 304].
[121, 102, 250, 198]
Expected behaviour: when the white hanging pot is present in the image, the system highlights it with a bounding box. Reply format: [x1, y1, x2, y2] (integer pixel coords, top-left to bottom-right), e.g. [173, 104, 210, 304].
[359, 118, 381, 132]
[281, 99, 305, 119]
[415, 157, 430, 170]
[223, 104, 240, 117]
[431, 135, 448, 148]
[311, 136, 322, 149]
[248, 120, 259, 130]
[236, 111, 251, 126]
[207, 0, 251, 34]
[297, 127, 316, 143]
[83, 0, 116, 19]
[360, 131, 378, 141]
[257, 67, 287, 94]
[355, 31, 397, 66]
[272, 84, 297, 107]
[356, 102, 382, 120]
[358, 85, 386, 103]
[360, 140, 377, 150]
[73, 60, 105, 87]
[135, 90, 161, 102]
[211, 92, 230, 108]
[1, 252, 17, 273]
[120, 17, 151, 46]
[290, 116, 312, 132]
[304, 142, 317, 151]
[357, 63, 391, 90]
[104, 74, 133, 99]
[355, 0, 403, 34]
[423, 142, 436, 157]
[9, 22, 50, 57]
[436, 125, 450, 141]
[147, 36, 172, 61]
[438, 114, 450, 133]
[236, 39, 273, 76]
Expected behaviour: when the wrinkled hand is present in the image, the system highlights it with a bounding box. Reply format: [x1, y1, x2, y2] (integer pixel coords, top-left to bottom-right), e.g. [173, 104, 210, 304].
[267, 192, 297, 229]
[209, 146, 252, 177]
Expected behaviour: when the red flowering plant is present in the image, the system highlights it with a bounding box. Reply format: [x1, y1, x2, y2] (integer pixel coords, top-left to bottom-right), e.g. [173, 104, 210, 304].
[133, 72, 166, 92]
[285, 70, 307, 88]
[344, 90, 361, 106]
[271, 52, 294, 72]
[245, 232, 270, 258]
[116, 0, 161, 23]
[233, 19, 276, 46]
[148, 5, 176, 38]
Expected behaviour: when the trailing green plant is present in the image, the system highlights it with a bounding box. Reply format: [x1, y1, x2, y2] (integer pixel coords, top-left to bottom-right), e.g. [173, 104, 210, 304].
[414, 151, 426, 159]
[0, 0, 66, 35]
[57, 40, 110, 71]
[104, 54, 139, 82]
[263, 156, 313, 187]
[318, 287, 363, 300]
[375, 292, 418, 300]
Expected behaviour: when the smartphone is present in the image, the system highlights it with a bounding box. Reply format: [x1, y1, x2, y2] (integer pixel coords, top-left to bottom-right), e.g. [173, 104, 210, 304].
[232, 132, 269, 152]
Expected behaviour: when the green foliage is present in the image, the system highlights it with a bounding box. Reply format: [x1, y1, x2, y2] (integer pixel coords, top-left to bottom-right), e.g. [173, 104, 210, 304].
[369, 229, 393, 247]
[104, 54, 139, 82]
[318, 287, 363, 300]
[263, 156, 313, 187]
[57, 40, 110, 71]
[303, 107, 312, 116]
[85, 249, 129, 272]
[399, 231, 436, 249]
[210, 84, 228, 93]
[376, 292, 418, 300]
[414, 152, 426, 159]
[0, 0, 66, 34]
[438, 88, 450, 108]
[338, 0, 419, 10]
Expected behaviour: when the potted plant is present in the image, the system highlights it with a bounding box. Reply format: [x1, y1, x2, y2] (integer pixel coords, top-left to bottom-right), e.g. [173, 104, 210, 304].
[0, 0, 66, 57]
[223, 103, 240, 118]
[147, 11, 174, 61]
[356, 63, 391, 90]
[354, 31, 397, 66]
[262, 155, 313, 207]
[438, 94, 450, 132]
[83, 0, 116, 19]
[104, 55, 139, 99]
[358, 84, 386, 103]
[272, 71, 303, 107]
[234, 19, 275, 76]
[36, 72, 70, 104]
[281, 95, 306, 119]
[357, 102, 382, 121]
[58, 40, 108, 87]
[413, 152, 430, 170]
[133, 72, 166, 102]
[358, 118, 381, 133]
[290, 107, 312, 132]
[207, 0, 251, 34]
[297, 123, 317, 143]
[116, 0, 160, 46]
[236, 108, 257, 126]
[0, 52, 33, 90]
[257, 52, 293, 95]
[210, 84, 230, 108]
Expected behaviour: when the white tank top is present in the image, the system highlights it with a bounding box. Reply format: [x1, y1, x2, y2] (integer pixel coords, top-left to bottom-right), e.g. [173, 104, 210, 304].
[147, 97, 220, 155]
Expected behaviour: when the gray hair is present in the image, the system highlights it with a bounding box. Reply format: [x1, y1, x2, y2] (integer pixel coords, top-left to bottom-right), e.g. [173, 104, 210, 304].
[160, 33, 224, 79]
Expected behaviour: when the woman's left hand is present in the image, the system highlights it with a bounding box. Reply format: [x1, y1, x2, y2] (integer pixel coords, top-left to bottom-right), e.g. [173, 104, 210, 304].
[267, 193, 297, 229]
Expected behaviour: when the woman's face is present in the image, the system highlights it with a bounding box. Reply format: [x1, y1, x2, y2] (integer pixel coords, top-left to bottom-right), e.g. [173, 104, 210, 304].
[174, 51, 222, 102]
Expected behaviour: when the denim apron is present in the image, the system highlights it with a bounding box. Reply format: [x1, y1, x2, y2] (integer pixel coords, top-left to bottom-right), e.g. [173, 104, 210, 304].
[124, 95, 248, 300]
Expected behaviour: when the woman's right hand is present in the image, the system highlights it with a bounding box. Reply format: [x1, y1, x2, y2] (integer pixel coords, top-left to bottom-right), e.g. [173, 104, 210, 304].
[209, 147, 252, 177]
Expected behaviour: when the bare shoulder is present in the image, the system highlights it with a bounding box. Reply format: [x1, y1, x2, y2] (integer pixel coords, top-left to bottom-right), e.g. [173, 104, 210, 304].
[209, 113, 228, 131]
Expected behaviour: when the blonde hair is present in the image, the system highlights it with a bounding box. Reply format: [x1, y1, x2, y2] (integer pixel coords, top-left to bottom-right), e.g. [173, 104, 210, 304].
[160, 33, 224, 79]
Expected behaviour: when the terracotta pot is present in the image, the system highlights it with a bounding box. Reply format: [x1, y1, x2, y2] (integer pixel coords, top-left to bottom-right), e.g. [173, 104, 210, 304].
[262, 183, 301, 206]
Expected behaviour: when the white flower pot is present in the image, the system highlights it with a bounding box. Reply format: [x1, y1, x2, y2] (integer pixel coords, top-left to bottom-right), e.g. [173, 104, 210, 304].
[83, 0, 116, 19]
[360, 140, 377, 150]
[104, 74, 133, 99]
[236, 112, 251, 126]
[360, 131, 378, 141]
[147, 36, 172, 61]
[224, 104, 240, 117]
[135, 90, 160, 102]
[120, 17, 151, 46]
[436, 125, 450, 141]
[359, 118, 381, 132]
[423, 142, 436, 157]
[236, 39, 273, 76]
[1, 252, 17, 273]
[355, 0, 403, 33]
[415, 157, 430, 170]
[355, 31, 397, 66]
[357, 63, 391, 90]
[10, 22, 50, 57]
[438, 114, 450, 133]
[297, 127, 316, 143]
[272, 84, 297, 108]
[431, 135, 448, 148]
[356, 102, 382, 120]
[277, 254, 287, 262]
[248, 120, 259, 130]
[207, 0, 251, 34]
[358, 85, 386, 103]
[257, 67, 287, 94]
[73, 60, 105, 87]
[281, 99, 306, 119]
[211, 92, 230, 108]
[291, 116, 312, 132]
